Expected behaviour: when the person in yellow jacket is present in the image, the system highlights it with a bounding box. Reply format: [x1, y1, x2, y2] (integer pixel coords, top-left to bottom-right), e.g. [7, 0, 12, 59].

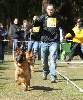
[65, 18, 83, 61]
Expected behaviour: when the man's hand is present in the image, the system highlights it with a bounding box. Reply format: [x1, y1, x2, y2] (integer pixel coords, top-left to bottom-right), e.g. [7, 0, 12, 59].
[33, 16, 38, 22]
[29, 29, 33, 33]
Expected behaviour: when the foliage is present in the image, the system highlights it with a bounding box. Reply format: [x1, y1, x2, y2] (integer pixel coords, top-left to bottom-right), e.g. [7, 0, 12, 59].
[0, 0, 83, 29]
[0, 0, 42, 28]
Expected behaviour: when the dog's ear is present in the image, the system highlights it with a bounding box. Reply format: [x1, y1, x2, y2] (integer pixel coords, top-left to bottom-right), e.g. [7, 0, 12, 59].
[14, 46, 19, 51]
[30, 50, 34, 55]
[21, 47, 26, 52]
[24, 47, 26, 52]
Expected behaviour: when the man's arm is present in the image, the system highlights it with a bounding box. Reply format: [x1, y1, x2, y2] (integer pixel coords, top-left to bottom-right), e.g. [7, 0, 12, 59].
[59, 18, 75, 37]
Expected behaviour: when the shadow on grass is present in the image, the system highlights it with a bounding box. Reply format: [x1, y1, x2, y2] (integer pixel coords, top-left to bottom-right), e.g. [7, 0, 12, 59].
[0, 62, 9, 65]
[31, 86, 62, 91]
[0, 62, 11, 70]
[57, 78, 83, 82]
[56, 78, 67, 83]
[57, 65, 67, 67]
[0, 82, 8, 88]
[4, 61, 14, 62]
[35, 70, 42, 72]
[70, 79, 83, 81]
[0, 77, 9, 80]
[34, 63, 41, 65]
[0, 66, 10, 70]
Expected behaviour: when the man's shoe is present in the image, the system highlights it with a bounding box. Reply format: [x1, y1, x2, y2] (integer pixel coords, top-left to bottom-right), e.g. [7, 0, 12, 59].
[42, 73, 47, 80]
[51, 78, 57, 83]
[65, 59, 71, 64]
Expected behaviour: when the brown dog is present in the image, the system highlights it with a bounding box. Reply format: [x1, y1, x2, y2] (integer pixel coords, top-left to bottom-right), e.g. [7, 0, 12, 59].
[26, 51, 35, 72]
[14, 47, 31, 91]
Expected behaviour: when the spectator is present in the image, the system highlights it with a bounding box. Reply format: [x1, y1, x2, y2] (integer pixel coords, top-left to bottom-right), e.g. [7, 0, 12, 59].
[0, 23, 8, 62]
[59, 27, 65, 43]
[65, 18, 83, 61]
[27, 16, 41, 63]
[20, 20, 29, 48]
[57, 27, 65, 60]
[9, 18, 21, 60]
[33, 4, 75, 83]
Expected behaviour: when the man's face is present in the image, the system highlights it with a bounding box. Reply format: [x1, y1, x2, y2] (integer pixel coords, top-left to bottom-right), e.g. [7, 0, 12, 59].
[46, 5, 55, 16]
[14, 19, 18, 24]
[23, 22, 28, 28]
[77, 22, 82, 27]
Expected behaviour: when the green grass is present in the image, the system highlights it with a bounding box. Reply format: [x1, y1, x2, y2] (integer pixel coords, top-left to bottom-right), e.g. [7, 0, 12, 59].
[0, 55, 83, 100]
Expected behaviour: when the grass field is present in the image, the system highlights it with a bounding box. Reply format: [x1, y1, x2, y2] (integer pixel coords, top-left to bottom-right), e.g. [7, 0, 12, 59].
[0, 54, 83, 100]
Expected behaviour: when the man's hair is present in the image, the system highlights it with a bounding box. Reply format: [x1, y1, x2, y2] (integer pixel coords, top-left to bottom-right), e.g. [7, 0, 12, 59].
[46, 4, 56, 9]
[23, 20, 27, 23]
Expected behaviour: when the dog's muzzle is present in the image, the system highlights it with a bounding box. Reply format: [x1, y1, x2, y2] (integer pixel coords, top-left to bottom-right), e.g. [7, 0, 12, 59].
[16, 56, 23, 63]
[16, 56, 24, 67]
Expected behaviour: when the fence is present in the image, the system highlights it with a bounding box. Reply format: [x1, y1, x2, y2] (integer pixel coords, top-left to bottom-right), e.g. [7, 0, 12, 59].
[0, 39, 81, 61]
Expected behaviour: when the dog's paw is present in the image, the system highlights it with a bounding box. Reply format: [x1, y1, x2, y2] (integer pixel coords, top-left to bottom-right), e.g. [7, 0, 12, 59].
[24, 88, 28, 91]
[32, 70, 35, 73]
[15, 80, 21, 85]
[30, 66, 35, 73]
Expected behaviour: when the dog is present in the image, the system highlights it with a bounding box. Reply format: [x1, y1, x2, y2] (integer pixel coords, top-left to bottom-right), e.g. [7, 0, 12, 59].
[14, 47, 31, 91]
[26, 51, 35, 73]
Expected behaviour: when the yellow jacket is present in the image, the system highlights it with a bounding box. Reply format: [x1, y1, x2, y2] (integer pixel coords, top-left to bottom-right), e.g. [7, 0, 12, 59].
[66, 26, 83, 44]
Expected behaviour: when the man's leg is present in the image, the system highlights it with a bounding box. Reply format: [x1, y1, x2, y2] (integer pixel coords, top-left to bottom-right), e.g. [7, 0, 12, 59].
[38, 42, 41, 60]
[27, 41, 34, 51]
[66, 43, 78, 61]
[33, 41, 39, 63]
[49, 42, 59, 83]
[12, 39, 18, 60]
[41, 42, 49, 80]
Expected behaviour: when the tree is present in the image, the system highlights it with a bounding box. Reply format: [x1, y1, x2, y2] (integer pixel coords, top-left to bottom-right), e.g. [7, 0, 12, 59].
[0, 0, 83, 29]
